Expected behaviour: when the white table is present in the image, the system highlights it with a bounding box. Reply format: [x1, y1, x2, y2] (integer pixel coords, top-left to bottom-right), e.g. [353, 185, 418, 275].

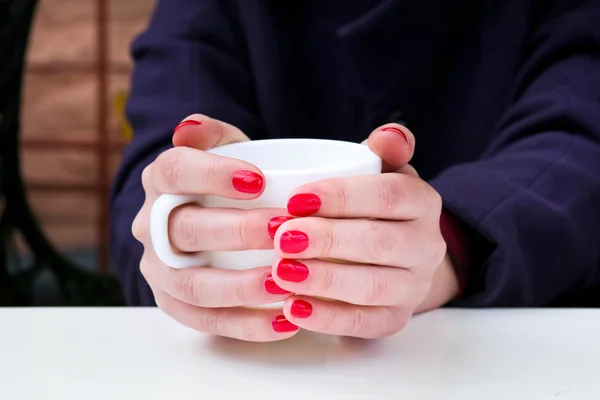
[1, 308, 599, 399]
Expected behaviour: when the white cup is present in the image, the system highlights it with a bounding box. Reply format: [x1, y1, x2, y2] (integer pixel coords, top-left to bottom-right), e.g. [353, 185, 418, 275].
[150, 138, 382, 308]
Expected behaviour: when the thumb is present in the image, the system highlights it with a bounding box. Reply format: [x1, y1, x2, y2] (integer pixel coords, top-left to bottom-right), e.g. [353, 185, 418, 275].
[362, 124, 415, 172]
[172, 114, 250, 150]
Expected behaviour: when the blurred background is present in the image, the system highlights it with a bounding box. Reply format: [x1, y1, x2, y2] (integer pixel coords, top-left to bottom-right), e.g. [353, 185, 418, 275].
[1, 0, 157, 306]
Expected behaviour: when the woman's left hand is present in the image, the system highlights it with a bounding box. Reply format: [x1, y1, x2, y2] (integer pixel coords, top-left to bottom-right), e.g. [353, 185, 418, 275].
[270, 123, 460, 339]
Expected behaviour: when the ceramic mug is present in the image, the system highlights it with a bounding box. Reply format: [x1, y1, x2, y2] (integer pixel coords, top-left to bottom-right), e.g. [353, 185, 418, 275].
[150, 138, 382, 308]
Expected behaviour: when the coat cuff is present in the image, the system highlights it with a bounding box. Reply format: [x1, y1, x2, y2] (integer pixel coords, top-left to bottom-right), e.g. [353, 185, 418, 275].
[439, 208, 488, 298]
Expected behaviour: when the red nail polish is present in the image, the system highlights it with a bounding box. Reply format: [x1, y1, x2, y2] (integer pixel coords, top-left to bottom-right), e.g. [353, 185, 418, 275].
[381, 126, 408, 143]
[280, 231, 309, 253]
[232, 170, 264, 194]
[290, 300, 313, 318]
[272, 315, 299, 333]
[277, 259, 309, 282]
[264, 275, 290, 295]
[174, 119, 202, 134]
[287, 193, 321, 217]
[268, 216, 293, 239]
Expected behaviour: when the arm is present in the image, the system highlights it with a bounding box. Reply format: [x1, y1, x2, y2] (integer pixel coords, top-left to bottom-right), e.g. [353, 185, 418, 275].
[109, 0, 263, 305]
[429, 1, 600, 307]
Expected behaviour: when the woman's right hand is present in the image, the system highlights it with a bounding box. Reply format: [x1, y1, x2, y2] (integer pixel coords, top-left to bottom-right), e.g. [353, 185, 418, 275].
[131, 115, 298, 342]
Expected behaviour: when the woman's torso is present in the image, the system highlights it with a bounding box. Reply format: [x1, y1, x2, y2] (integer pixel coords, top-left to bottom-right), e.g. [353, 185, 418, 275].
[226, 0, 551, 179]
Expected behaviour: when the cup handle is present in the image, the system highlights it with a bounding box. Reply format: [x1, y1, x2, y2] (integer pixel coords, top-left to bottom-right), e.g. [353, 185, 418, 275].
[150, 193, 210, 269]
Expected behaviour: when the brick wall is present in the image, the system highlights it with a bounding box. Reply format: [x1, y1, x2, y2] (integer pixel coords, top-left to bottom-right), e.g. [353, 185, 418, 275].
[20, 0, 156, 252]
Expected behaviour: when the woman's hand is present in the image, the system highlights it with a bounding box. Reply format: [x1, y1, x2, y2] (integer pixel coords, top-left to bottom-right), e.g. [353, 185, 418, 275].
[269, 124, 460, 339]
[132, 115, 301, 342]
[134, 116, 458, 342]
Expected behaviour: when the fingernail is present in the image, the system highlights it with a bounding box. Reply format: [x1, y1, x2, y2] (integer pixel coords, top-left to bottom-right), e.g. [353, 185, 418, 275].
[277, 259, 309, 282]
[272, 315, 299, 333]
[268, 216, 293, 239]
[174, 119, 202, 134]
[287, 193, 321, 217]
[232, 170, 264, 194]
[280, 231, 309, 253]
[381, 126, 408, 143]
[290, 300, 313, 318]
[264, 274, 290, 295]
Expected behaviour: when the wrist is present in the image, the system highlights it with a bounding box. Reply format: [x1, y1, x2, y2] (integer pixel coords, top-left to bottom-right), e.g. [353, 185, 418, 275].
[438, 208, 478, 298]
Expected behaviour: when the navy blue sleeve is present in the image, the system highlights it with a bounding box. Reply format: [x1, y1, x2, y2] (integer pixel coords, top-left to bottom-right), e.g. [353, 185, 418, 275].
[430, 3, 600, 307]
[109, 0, 264, 305]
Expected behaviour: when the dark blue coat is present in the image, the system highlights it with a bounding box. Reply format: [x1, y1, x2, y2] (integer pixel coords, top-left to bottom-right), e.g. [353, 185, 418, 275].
[110, 0, 600, 307]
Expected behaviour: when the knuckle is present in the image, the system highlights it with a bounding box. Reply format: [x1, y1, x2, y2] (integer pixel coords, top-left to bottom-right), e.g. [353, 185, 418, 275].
[141, 164, 153, 189]
[428, 185, 443, 212]
[365, 269, 390, 305]
[240, 318, 257, 341]
[175, 213, 201, 251]
[372, 310, 409, 339]
[365, 226, 394, 263]
[131, 212, 147, 241]
[234, 275, 250, 304]
[433, 238, 448, 266]
[348, 307, 369, 336]
[391, 310, 411, 334]
[233, 213, 248, 247]
[322, 306, 338, 332]
[203, 309, 224, 335]
[375, 178, 402, 216]
[319, 264, 336, 294]
[139, 256, 151, 279]
[324, 219, 340, 256]
[333, 184, 349, 214]
[153, 292, 168, 312]
[155, 149, 186, 191]
[200, 157, 220, 189]
[420, 229, 447, 270]
[178, 272, 204, 305]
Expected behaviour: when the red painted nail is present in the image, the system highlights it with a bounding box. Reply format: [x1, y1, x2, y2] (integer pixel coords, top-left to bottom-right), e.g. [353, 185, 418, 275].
[272, 315, 299, 333]
[268, 216, 293, 239]
[381, 126, 408, 143]
[290, 300, 313, 318]
[174, 119, 202, 134]
[232, 170, 264, 194]
[277, 259, 309, 282]
[280, 231, 309, 253]
[264, 275, 290, 295]
[287, 193, 321, 217]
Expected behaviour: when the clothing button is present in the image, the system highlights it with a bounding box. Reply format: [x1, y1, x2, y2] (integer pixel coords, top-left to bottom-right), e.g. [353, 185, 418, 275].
[386, 109, 407, 126]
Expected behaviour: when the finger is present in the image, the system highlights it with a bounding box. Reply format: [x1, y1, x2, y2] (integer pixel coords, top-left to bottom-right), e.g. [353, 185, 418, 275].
[271, 258, 417, 306]
[363, 124, 415, 172]
[140, 161, 160, 199]
[155, 291, 298, 342]
[172, 114, 250, 150]
[282, 296, 410, 339]
[152, 146, 264, 197]
[286, 173, 436, 219]
[168, 206, 286, 252]
[140, 254, 291, 308]
[273, 217, 447, 269]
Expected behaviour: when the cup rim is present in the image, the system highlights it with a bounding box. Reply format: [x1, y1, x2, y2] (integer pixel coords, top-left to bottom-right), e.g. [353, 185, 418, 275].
[206, 138, 382, 176]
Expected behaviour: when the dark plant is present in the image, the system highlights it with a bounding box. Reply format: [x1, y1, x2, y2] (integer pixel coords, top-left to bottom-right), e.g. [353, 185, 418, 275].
[0, 0, 125, 306]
